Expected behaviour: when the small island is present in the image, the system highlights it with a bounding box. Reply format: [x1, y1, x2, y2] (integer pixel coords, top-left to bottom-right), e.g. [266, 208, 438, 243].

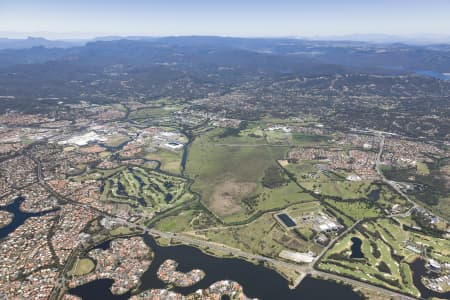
[130, 280, 256, 300]
[0, 210, 13, 229]
[68, 236, 152, 295]
[157, 259, 205, 287]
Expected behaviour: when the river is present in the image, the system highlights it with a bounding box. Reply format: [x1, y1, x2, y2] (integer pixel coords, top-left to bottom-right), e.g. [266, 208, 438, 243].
[70, 234, 364, 300]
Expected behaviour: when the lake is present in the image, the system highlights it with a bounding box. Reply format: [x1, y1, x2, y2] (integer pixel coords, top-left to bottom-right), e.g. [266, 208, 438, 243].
[414, 70, 450, 80]
[70, 234, 364, 300]
[0, 196, 58, 240]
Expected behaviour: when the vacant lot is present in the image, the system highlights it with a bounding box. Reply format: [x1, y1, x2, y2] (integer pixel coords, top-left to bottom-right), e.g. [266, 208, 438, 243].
[210, 179, 257, 217]
[185, 129, 289, 219]
[186, 128, 321, 223]
[69, 257, 95, 276]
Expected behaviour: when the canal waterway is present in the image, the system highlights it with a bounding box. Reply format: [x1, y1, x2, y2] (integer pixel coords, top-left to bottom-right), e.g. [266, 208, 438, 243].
[0, 196, 58, 240]
[410, 258, 450, 299]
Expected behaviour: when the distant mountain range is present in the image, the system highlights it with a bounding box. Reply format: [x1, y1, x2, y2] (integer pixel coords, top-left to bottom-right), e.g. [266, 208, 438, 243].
[0, 37, 86, 49]
[0, 36, 449, 73]
[1, 34, 450, 50]
[304, 33, 450, 45]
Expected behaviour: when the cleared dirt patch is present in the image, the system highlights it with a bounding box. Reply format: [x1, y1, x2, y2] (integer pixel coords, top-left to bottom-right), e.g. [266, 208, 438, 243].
[278, 159, 289, 167]
[209, 180, 257, 217]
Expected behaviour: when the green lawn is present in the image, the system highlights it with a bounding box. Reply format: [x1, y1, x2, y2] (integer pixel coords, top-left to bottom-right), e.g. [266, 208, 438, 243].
[323, 198, 382, 221]
[153, 207, 219, 232]
[69, 257, 95, 276]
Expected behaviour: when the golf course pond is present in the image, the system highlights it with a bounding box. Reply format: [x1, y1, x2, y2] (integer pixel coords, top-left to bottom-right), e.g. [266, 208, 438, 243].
[350, 237, 364, 259]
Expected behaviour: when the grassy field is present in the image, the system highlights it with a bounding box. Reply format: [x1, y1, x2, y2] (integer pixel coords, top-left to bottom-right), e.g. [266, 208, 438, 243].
[185, 128, 314, 223]
[101, 166, 195, 212]
[416, 161, 430, 175]
[264, 130, 293, 144]
[145, 148, 182, 174]
[128, 105, 185, 120]
[153, 204, 220, 232]
[69, 257, 95, 276]
[153, 209, 200, 232]
[291, 133, 331, 146]
[185, 127, 343, 223]
[285, 201, 322, 217]
[73, 166, 126, 182]
[109, 226, 140, 236]
[323, 198, 382, 223]
[319, 218, 420, 297]
[203, 212, 317, 258]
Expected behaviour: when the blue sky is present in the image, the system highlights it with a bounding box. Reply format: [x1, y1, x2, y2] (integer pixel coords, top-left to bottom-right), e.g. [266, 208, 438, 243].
[1, 0, 450, 39]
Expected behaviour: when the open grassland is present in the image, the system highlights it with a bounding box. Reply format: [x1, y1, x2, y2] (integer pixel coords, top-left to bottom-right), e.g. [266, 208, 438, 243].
[291, 132, 331, 146]
[186, 128, 306, 222]
[285, 201, 322, 217]
[323, 198, 382, 225]
[152, 204, 220, 232]
[262, 129, 332, 147]
[416, 161, 430, 175]
[285, 161, 357, 194]
[313, 180, 374, 199]
[128, 104, 187, 127]
[128, 104, 186, 120]
[203, 212, 318, 259]
[73, 166, 126, 182]
[101, 166, 194, 211]
[145, 148, 182, 174]
[264, 130, 293, 144]
[69, 257, 95, 276]
[319, 218, 420, 297]
[253, 182, 315, 212]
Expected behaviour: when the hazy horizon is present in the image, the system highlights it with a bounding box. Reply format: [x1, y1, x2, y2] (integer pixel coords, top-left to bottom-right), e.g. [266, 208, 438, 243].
[1, 32, 450, 41]
[1, 0, 450, 41]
